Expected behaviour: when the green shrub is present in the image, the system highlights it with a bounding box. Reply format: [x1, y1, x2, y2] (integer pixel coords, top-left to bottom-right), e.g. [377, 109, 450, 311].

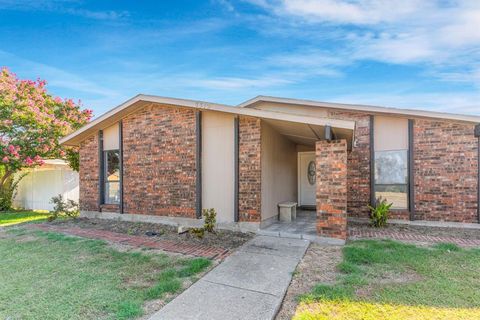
[48, 194, 79, 221]
[367, 197, 392, 228]
[203, 208, 216, 233]
[189, 208, 217, 238]
[189, 227, 205, 238]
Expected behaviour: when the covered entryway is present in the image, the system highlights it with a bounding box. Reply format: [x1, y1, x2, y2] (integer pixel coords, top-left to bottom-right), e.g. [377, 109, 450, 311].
[258, 116, 351, 243]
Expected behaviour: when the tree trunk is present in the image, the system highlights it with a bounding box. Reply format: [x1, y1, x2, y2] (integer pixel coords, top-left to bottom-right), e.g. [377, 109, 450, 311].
[0, 169, 13, 188]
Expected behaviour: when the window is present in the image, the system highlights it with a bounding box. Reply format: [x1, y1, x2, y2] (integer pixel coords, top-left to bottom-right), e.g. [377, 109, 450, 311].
[104, 150, 120, 204]
[374, 116, 409, 209]
[102, 123, 120, 205]
[374, 150, 408, 209]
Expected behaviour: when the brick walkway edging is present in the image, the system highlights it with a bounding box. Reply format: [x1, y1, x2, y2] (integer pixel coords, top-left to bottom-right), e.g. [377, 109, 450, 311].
[349, 230, 480, 247]
[27, 224, 230, 260]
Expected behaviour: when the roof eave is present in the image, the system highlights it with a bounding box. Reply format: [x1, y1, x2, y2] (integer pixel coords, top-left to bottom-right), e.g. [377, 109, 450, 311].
[60, 94, 356, 147]
[238, 96, 480, 124]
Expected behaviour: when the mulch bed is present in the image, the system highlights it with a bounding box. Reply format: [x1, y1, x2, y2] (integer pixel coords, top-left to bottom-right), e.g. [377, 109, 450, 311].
[348, 221, 480, 247]
[26, 218, 253, 259]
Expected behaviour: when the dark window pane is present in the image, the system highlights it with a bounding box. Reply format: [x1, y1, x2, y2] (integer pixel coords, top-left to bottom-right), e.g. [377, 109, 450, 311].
[375, 150, 408, 185]
[104, 150, 120, 205]
[375, 184, 408, 209]
[105, 181, 120, 204]
[105, 150, 119, 182]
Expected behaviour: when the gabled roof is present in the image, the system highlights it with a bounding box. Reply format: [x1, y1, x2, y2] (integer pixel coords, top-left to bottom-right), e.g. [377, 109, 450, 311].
[238, 95, 480, 124]
[60, 94, 480, 147]
[59, 94, 355, 146]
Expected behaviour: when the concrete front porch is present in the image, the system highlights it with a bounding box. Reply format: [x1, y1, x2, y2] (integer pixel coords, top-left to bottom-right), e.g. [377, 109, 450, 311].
[258, 210, 345, 245]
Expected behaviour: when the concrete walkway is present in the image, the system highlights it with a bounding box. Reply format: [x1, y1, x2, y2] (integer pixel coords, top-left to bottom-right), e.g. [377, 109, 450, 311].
[150, 236, 309, 320]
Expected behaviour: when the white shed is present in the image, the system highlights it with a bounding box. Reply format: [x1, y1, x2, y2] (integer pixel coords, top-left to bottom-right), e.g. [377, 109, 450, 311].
[13, 159, 79, 211]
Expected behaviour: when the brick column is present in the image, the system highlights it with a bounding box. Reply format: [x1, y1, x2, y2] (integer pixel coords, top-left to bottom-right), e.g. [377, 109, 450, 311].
[79, 134, 100, 212]
[316, 139, 348, 240]
[238, 116, 262, 222]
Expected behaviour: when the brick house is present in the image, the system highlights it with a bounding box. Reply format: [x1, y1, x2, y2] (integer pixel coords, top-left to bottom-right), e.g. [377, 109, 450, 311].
[60, 95, 480, 243]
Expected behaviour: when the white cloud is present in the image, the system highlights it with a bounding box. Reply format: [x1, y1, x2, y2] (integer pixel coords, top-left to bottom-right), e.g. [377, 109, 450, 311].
[0, 0, 128, 20]
[247, 0, 480, 86]
[278, 0, 423, 25]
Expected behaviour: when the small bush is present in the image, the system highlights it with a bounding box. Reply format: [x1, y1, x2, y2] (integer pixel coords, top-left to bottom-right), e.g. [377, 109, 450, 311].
[189, 208, 217, 238]
[189, 227, 205, 238]
[49, 194, 79, 221]
[203, 208, 216, 233]
[368, 198, 392, 228]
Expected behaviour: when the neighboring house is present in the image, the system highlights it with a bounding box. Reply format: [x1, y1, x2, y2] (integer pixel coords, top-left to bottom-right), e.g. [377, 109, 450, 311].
[60, 95, 480, 242]
[13, 159, 79, 211]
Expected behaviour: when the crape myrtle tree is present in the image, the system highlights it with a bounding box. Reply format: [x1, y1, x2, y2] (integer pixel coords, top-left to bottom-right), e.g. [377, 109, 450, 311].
[0, 67, 92, 210]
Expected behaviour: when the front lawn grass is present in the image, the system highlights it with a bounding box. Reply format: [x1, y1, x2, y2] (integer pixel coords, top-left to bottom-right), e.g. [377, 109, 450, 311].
[0, 210, 51, 226]
[0, 229, 211, 320]
[294, 240, 480, 320]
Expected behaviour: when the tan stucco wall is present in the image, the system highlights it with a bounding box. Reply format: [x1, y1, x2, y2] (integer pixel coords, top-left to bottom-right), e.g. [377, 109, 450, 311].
[297, 144, 315, 152]
[374, 116, 408, 151]
[261, 121, 297, 221]
[201, 111, 235, 222]
[103, 122, 119, 151]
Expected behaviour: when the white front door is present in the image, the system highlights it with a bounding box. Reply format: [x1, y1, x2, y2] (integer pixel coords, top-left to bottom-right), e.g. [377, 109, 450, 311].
[298, 152, 316, 207]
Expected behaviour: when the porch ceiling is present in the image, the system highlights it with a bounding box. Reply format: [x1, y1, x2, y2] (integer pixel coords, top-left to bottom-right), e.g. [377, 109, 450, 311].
[262, 118, 353, 148]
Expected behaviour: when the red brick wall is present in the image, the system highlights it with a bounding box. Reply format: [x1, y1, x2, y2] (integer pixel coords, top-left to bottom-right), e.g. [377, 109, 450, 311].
[327, 111, 372, 218]
[316, 139, 348, 239]
[414, 119, 478, 222]
[79, 134, 99, 211]
[238, 116, 262, 222]
[122, 104, 197, 218]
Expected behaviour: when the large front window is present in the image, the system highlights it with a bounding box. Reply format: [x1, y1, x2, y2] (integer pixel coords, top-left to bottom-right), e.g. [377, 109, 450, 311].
[374, 116, 409, 210]
[375, 150, 408, 209]
[104, 150, 120, 204]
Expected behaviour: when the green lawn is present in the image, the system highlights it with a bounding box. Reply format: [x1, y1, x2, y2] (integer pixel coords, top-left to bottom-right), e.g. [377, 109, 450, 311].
[0, 228, 211, 320]
[294, 240, 480, 320]
[0, 210, 52, 226]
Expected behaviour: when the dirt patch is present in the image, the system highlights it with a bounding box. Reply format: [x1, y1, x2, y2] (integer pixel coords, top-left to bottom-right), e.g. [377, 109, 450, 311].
[276, 244, 343, 320]
[50, 218, 253, 250]
[349, 221, 480, 241]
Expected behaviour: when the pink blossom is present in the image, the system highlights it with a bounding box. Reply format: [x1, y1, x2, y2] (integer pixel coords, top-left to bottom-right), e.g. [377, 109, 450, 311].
[2, 156, 8, 163]
[59, 150, 66, 157]
[24, 157, 33, 165]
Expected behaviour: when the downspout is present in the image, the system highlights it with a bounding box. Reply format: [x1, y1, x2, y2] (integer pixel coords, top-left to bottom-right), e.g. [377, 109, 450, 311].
[195, 111, 202, 219]
[234, 116, 239, 223]
[119, 121, 124, 214]
[475, 124, 480, 223]
[369, 115, 375, 207]
[98, 130, 104, 210]
[408, 119, 415, 220]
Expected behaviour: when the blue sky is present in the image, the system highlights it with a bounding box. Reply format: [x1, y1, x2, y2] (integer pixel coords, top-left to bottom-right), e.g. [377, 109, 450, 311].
[1, 0, 479, 117]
